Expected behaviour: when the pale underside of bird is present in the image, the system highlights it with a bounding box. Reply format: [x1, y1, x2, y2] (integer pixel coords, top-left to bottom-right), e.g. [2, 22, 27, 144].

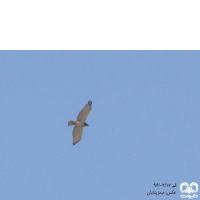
[68, 101, 92, 145]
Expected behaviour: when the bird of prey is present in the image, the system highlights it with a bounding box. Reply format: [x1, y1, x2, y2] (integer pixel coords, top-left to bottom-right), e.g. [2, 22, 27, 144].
[68, 101, 92, 145]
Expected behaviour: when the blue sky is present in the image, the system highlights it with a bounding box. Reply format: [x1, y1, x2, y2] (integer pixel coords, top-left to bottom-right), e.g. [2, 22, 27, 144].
[0, 51, 200, 200]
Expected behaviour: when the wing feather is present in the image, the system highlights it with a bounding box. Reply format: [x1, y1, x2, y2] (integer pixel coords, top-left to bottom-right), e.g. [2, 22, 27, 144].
[72, 126, 83, 145]
[77, 104, 91, 122]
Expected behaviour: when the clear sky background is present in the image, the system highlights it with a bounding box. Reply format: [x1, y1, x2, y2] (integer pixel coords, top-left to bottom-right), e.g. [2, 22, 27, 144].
[0, 51, 200, 200]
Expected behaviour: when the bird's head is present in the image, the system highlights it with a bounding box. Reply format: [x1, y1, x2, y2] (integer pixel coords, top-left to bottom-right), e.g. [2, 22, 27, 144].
[84, 122, 89, 126]
[88, 100, 92, 106]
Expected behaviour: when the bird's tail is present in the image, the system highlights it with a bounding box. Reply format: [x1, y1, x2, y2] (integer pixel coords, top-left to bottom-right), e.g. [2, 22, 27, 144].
[68, 120, 76, 126]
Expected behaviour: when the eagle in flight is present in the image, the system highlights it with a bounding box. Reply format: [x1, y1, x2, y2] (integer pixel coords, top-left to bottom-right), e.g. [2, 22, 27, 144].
[68, 101, 92, 145]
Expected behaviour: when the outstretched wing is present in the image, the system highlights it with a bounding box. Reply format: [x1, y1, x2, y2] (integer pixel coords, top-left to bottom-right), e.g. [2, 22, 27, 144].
[72, 126, 83, 145]
[77, 102, 92, 122]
